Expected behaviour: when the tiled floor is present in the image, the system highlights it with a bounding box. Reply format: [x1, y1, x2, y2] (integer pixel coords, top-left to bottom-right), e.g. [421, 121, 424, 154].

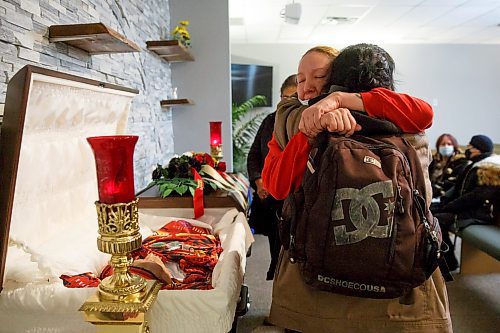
[237, 235, 500, 333]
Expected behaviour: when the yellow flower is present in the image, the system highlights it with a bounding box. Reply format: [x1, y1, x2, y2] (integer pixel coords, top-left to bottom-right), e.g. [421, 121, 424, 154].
[172, 20, 191, 47]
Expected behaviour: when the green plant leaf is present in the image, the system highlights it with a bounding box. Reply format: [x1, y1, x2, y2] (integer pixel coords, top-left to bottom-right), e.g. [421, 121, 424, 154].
[159, 183, 170, 193]
[160, 188, 173, 198]
[232, 95, 267, 124]
[232, 99, 268, 174]
[175, 185, 189, 195]
[188, 187, 195, 196]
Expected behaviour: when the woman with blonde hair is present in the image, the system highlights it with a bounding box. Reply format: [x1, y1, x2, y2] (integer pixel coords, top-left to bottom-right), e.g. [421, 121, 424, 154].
[262, 44, 452, 333]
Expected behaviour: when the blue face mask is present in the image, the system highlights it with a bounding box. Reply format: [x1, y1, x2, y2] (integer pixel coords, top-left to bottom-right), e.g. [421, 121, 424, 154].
[438, 145, 454, 157]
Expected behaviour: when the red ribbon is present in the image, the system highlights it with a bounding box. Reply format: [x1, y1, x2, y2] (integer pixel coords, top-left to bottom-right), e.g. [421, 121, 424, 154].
[192, 168, 204, 218]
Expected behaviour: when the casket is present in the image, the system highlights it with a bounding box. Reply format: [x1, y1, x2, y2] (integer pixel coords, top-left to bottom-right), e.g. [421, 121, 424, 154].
[0, 65, 254, 333]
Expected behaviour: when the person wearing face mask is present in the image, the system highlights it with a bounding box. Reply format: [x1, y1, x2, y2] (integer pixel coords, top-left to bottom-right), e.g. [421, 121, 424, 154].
[429, 133, 470, 199]
[434, 134, 499, 271]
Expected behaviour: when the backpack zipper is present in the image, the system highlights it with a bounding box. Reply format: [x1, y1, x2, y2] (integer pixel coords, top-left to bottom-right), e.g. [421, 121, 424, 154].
[388, 214, 398, 264]
[288, 193, 298, 263]
[397, 185, 405, 214]
[388, 184, 404, 264]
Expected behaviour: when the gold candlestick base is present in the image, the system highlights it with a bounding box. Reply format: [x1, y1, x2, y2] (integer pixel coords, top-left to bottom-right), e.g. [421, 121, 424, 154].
[80, 198, 161, 332]
[80, 281, 161, 333]
[210, 143, 223, 164]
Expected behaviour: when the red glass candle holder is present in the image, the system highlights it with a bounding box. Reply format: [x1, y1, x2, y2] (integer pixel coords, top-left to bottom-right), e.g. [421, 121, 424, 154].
[209, 121, 222, 146]
[87, 135, 138, 204]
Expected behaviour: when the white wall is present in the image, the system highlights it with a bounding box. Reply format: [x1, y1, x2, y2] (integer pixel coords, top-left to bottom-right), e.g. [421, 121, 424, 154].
[170, 0, 233, 168]
[231, 43, 500, 147]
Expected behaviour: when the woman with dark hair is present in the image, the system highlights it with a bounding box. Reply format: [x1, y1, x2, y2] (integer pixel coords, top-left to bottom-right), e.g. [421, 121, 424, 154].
[247, 74, 297, 280]
[279, 74, 298, 100]
[262, 43, 452, 333]
[429, 133, 469, 198]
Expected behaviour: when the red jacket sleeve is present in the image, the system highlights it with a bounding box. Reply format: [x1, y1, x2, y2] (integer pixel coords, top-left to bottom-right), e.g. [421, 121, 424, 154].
[360, 88, 433, 133]
[262, 133, 311, 200]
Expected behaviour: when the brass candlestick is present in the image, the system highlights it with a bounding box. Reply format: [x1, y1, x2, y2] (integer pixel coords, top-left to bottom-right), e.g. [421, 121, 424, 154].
[80, 198, 161, 333]
[95, 198, 146, 302]
[210, 144, 223, 164]
[82, 135, 160, 332]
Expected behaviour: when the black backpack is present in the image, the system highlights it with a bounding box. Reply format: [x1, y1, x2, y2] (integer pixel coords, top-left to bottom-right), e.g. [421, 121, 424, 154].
[279, 116, 445, 299]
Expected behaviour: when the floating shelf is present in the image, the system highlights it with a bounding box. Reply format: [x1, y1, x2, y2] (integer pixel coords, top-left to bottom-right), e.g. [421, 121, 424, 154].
[49, 23, 141, 54]
[160, 99, 194, 108]
[146, 40, 194, 62]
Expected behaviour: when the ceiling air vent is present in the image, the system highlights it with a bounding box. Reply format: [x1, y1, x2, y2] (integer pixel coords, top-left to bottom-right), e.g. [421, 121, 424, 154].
[321, 16, 358, 25]
[230, 17, 245, 26]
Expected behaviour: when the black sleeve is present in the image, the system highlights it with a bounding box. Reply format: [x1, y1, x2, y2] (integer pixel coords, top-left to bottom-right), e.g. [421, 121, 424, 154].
[441, 186, 497, 213]
[247, 120, 266, 189]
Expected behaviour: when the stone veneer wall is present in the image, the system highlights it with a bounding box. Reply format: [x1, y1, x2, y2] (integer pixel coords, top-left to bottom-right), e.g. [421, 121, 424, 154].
[0, 0, 174, 190]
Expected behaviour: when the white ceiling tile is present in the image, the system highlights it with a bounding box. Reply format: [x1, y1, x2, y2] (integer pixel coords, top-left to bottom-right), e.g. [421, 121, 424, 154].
[429, 5, 497, 26]
[243, 3, 283, 25]
[280, 25, 315, 39]
[379, 0, 422, 4]
[298, 0, 337, 3]
[356, 5, 414, 27]
[328, 0, 380, 5]
[461, 7, 500, 26]
[463, 0, 500, 4]
[229, 0, 246, 18]
[245, 25, 281, 42]
[299, 4, 330, 25]
[419, 0, 467, 5]
[350, 27, 408, 44]
[324, 5, 372, 18]
[403, 26, 444, 40]
[308, 24, 353, 44]
[391, 6, 455, 29]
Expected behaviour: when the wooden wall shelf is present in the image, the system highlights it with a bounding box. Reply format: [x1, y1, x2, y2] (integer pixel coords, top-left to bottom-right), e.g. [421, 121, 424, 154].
[49, 23, 141, 54]
[160, 99, 193, 108]
[146, 40, 194, 62]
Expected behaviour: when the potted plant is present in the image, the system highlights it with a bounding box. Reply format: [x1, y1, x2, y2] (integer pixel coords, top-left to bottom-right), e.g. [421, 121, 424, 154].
[232, 95, 268, 175]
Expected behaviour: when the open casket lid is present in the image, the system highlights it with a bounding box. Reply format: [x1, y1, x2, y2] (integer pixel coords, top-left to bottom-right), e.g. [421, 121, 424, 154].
[0, 65, 138, 291]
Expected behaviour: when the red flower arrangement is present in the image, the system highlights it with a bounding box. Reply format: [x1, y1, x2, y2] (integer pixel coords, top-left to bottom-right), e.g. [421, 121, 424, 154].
[151, 152, 226, 198]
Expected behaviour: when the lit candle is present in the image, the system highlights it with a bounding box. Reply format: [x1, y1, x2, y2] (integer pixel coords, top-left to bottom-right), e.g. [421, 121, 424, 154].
[209, 121, 222, 146]
[87, 135, 139, 204]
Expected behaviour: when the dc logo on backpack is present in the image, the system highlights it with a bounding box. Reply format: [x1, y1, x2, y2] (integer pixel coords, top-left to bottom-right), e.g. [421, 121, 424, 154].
[332, 180, 395, 245]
